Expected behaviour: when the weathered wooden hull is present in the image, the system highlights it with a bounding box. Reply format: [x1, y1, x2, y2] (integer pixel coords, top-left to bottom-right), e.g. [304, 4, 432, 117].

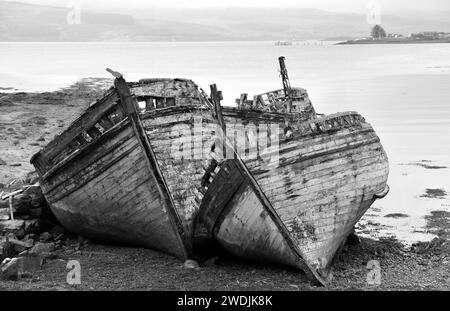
[200, 110, 389, 282]
[30, 78, 211, 261]
[40, 121, 186, 258]
[244, 112, 389, 278]
[140, 107, 220, 250]
[199, 159, 326, 285]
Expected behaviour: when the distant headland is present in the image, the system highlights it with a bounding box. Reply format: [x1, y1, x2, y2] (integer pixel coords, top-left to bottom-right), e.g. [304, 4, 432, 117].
[338, 25, 450, 45]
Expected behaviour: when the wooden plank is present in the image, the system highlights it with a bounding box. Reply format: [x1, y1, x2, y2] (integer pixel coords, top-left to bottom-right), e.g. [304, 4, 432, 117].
[46, 143, 141, 203]
[199, 160, 245, 232]
[41, 119, 131, 181]
[210, 84, 226, 135]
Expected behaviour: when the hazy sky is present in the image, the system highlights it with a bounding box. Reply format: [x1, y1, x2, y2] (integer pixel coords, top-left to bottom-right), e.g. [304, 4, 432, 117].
[6, 0, 450, 13]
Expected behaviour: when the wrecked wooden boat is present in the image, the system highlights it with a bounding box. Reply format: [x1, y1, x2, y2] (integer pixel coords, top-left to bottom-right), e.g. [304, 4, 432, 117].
[198, 57, 389, 283]
[30, 71, 225, 260]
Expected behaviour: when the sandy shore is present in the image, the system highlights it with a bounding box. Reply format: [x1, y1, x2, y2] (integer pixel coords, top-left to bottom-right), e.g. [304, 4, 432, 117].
[0, 80, 448, 290]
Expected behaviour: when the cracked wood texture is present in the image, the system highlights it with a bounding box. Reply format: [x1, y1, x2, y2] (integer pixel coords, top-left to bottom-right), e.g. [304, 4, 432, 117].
[208, 110, 389, 280]
[141, 107, 219, 247]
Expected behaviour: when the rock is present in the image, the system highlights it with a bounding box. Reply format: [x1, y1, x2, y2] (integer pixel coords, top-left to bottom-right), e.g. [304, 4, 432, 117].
[0, 239, 12, 260]
[17, 215, 31, 220]
[28, 242, 55, 258]
[0, 220, 25, 236]
[0, 208, 10, 218]
[18, 250, 29, 257]
[345, 228, 361, 246]
[204, 257, 220, 267]
[15, 229, 26, 240]
[54, 233, 66, 243]
[0, 186, 45, 216]
[49, 225, 66, 237]
[24, 171, 39, 185]
[183, 259, 199, 269]
[39, 232, 52, 242]
[0, 194, 32, 214]
[0, 158, 6, 165]
[24, 238, 35, 246]
[24, 233, 37, 241]
[5, 233, 17, 240]
[346, 232, 361, 246]
[54, 240, 64, 249]
[24, 186, 45, 208]
[0, 209, 10, 220]
[29, 208, 42, 217]
[9, 238, 33, 253]
[77, 235, 89, 247]
[50, 224, 65, 235]
[24, 219, 41, 234]
[0, 257, 19, 280]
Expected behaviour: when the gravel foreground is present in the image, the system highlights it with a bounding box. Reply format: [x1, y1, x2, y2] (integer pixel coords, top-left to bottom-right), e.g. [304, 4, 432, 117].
[0, 236, 448, 291]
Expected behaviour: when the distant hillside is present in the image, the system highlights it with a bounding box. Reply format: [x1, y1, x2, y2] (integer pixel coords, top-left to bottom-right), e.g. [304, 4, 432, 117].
[138, 7, 450, 40]
[1, 1, 450, 41]
[0, 1, 137, 41]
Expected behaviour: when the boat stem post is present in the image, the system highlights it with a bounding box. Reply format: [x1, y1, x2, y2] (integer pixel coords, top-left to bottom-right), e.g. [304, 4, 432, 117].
[278, 56, 292, 97]
[210, 84, 228, 158]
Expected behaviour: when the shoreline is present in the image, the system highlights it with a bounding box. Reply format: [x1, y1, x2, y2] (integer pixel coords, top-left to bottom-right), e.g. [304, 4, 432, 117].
[338, 39, 450, 45]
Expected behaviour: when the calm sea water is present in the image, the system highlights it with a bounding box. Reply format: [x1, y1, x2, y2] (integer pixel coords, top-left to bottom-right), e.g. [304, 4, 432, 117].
[1, 41, 449, 243]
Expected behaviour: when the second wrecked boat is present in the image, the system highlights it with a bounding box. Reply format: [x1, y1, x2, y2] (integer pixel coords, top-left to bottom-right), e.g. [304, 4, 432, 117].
[198, 57, 389, 284]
